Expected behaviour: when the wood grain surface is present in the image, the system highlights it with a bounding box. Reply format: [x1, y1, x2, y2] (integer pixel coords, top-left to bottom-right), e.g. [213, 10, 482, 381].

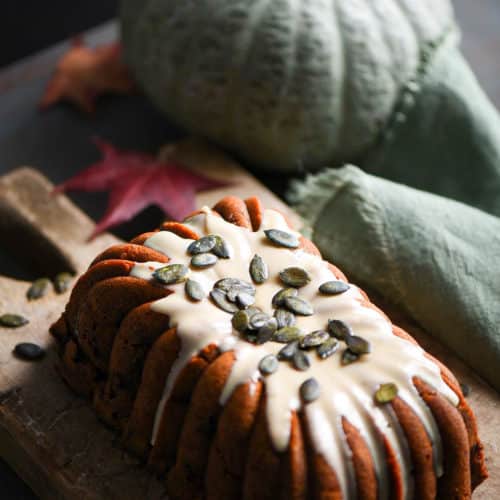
[0, 141, 498, 499]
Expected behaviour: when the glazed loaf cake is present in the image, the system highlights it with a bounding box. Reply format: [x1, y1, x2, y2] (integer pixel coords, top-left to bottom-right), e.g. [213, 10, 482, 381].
[50, 196, 487, 499]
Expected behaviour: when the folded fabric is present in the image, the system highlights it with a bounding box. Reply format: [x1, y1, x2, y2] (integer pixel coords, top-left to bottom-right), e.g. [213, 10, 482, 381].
[289, 165, 500, 392]
[361, 33, 500, 218]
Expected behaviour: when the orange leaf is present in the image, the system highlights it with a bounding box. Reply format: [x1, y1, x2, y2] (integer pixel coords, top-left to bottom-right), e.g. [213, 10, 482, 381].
[39, 38, 135, 113]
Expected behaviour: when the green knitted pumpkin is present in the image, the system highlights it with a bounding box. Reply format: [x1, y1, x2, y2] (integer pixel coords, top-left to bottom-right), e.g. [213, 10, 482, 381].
[121, 0, 500, 217]
[120, 0, 454, 170]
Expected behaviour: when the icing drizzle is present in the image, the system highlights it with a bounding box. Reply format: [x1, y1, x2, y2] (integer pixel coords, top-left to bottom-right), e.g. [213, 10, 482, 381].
[129, 207, 459, 499]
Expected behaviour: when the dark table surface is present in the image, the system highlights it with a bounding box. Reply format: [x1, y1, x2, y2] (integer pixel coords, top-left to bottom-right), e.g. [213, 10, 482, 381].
[0, 1, 499, 497]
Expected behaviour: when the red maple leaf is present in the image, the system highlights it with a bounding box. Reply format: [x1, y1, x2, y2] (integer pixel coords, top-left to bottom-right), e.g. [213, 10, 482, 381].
[39, 38, 135, 113]
[54, 139, 230, 239]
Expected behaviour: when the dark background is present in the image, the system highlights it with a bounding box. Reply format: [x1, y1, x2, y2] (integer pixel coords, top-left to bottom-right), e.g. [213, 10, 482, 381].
[0, 1, 499, 498]
[0, 2, 119, 67]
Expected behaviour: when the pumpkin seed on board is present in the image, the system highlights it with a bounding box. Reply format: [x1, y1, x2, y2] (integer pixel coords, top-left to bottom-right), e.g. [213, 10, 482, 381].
[191, 253, 218, 268]
[249, 254, 269, 284]
[283, 296, 314, 316]
[346, 335, 371, 355]
[273, 326, 302, 343]
[277, 340, 299, 361]
[274, 308, 296, 329]
[259, 354, 279, 375]
[374, 383, 398, 404]
[341, 348, 360, 365]
[211, 235, 230, 258]
[236, 292, 255, 308]
[26, 278, 50, 300]
[327, 319, 352, 340]
[293, 350, 311, 371]
[185, 279, 206, 301]
[317, 338, 339, 359]
[264, 229, 299, 248]
[256, 318, 278, 344]
[0, 314, 29, 328]
[272, 287, 298, 307]
[232, 310, 250, 332]
[319, 280, 350, 295]
[187, 235, 216, 255]
[210, 289, 239, 313]
[299, 330, 330, 349]
[279, 267, 311, 288]
[54, 272, 73, 294]
[153, 264, 189, 285]
[300, 378, 321, 403]
[13, 342, 45, 361]
[214, 278, 255, 296]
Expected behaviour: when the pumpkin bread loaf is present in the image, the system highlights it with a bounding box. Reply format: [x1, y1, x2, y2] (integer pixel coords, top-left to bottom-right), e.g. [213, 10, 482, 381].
[50, 196, 487, 499]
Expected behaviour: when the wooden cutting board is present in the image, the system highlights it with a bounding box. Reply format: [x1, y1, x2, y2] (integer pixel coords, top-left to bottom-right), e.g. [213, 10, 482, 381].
[0, 142, 497, 499]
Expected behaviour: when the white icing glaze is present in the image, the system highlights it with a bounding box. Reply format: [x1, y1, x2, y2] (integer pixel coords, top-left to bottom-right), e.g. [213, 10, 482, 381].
[129, 207, 459, 499]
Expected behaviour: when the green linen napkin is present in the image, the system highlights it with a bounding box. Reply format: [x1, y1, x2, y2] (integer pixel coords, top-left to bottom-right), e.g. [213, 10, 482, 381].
[361, 34, 500, 218]
[289, 165, 500, 391]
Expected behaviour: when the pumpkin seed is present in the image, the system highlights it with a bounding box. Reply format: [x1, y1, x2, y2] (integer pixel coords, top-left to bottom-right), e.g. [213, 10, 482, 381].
[277, 340, 299, 361]
[27, 278, 50, 300]
[191, 253, 218, 268]
[279, 267, 311, 288]
[346, 335, 371, 355]
[300, 378, 321, 403]
[327, 319, 352, 340]
[319, 280, 350, 295]
[244, 332, 258, 344]
[185, 279, 205, 301]
[226, 289, 239, 302]
[273, 326, 302, 343]
[187, 235, 216, 254]
[293, 350, 311, 371]
[153, 264, 189, 285]
[259, 354, 279, 375]
[317, 338, 339, 359]
[245, 306, 262, 320]
[232, 310, 249, 332]
[13, 342, 45, 361]
[249, 254, 268, 284]
[214, 278, 255, 296]
[283, 296, 314, 316]
[341, 348, 359, 365]
[0, 314, 29, 328]
[299, 330, 329, 349]
[236, 292, 255, 308]
[274, 308, 296, 329]
[210, 289, 239, 313]
[272, 287, 298, 307]
[256, 318, 278, 344]
[264, 229, 300, 248]
[54, 272, 73, 294]
[211, 235, 230, 258]
[250, 312, 271, 330]
[374, 383, 398, 404]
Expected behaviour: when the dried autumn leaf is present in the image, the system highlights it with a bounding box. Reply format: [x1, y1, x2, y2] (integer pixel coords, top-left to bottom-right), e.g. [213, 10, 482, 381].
[39, 38, 135, 113]
[54, 139, 230, 239]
